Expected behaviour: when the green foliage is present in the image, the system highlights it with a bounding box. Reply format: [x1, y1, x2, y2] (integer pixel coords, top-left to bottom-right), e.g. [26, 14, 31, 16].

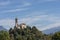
[0, 30, 10, 40]
[52, 32, 60, 40]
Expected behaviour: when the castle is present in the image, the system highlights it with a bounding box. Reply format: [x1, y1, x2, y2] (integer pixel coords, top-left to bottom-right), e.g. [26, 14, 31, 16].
[15, 18, 26, 29]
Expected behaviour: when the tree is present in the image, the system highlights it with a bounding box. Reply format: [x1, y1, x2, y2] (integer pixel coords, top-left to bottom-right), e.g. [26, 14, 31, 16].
[27, 36, 32, 40]
[52, 32, 60, 40]
[0, 31, 10, 40]
[31, 26, 38, 34]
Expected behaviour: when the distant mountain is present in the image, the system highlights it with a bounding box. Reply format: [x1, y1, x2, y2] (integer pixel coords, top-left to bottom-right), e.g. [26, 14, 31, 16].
[0, 26, 7, 31]
[43, 26, 60, 34]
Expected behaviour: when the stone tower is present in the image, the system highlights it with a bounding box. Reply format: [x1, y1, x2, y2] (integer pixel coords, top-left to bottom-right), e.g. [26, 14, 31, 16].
[15, 18, 18, 28]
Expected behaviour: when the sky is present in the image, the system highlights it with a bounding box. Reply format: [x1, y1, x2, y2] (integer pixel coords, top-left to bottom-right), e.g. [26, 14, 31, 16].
[0, 0, 60, 31]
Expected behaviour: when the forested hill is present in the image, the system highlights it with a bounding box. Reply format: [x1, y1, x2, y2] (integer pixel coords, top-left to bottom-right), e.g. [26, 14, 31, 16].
[0, 25, 60, 40]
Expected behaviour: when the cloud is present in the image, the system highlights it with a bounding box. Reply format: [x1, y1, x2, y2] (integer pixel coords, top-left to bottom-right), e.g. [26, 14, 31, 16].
[43, 0, 59, 1]
[44, 0, 56, 1]
[37, 0, 59, 3]
[24, 11, 60, 31]
[9, 0, 31, 8]
[17, 2, 31, 8]
[22, 1, 31, 7]
[41, 22, 60, 31]
[18, 14, 48, 24]
[0, 1, 10, 6]
[37, 15, 60, 31]
[0, 8, 28, 13]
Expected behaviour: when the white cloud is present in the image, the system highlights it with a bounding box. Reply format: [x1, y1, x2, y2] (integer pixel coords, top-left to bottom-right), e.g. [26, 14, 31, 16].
[0, 1, 10, 6]
[45, 0, 56, 1]
[44, 0, 59, 1]
[0, 8, 28, 13]
[41, 22, 60, 31]
[16, 1, 31, 8]
[19, 14, 48, 24]
[25, 11, 60, 31]
[11, 0, 31, 8]
[37, 15, 60, 31]
[18, 2, 31, 8]
[37, 0, 59, 3]
[22, 1, 31, 7]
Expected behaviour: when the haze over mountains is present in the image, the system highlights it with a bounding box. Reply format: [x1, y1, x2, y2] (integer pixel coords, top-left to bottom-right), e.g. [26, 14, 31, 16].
[0, 25, 60, 34]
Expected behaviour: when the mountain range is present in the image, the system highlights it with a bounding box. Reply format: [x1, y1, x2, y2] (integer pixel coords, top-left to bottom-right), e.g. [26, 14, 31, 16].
[0, 26, 7, 31]
[43, 26, 60, 34]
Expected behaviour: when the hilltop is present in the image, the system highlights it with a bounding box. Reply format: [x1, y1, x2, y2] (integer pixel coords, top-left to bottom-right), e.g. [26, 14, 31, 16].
[9, 26, 43, 40]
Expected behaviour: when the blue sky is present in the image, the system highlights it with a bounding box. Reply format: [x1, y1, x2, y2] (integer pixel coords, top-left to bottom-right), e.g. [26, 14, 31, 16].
[0, 0, 60, 31]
